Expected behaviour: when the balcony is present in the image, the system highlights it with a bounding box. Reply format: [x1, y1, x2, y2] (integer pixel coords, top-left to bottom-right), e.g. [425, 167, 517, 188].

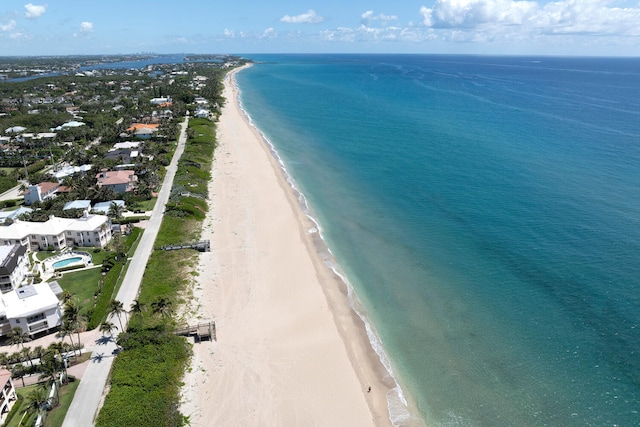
[28, 319, 49, 334]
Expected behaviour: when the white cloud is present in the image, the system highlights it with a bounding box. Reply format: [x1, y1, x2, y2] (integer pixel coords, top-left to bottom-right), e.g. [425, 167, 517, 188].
[361, 10, 399, 25]
[79, 21, 93, 34]
[280, 9, 324, 24]
[24, 3, 46, 19]
[224, 28, 235, 38]
[419, 0, 640, 37]
[420, 0, 536, 28]
[261, 27, 276, 38]
[1, 20, 17, 32]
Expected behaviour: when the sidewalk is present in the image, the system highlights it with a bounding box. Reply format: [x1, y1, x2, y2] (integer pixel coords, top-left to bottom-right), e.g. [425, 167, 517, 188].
[61, 115, 190, 427]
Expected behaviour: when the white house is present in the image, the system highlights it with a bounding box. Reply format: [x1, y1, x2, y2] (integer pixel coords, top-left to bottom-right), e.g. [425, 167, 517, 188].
[194, 107, 211, 119]
[63, 200, 92, 211]
[0, 244, 29, 293]
[23, 182, 62, 206]
[52, 164, 92, 181]
[150, 96, 172, 105]
[92, 200, 125, 215]
[0, 213, 112, 250]
[0, 206, 32, 224]
[0, 283, 62, 336]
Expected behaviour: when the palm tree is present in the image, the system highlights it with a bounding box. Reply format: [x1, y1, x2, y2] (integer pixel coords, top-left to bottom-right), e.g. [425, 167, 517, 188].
[108, 299, 126, 332]
[45, 342, 68, 381]
[0, 352, 8, 368]
[129, 299, 146, 328]
[60, 290, 74, 305]
[107, 201, 125, 222]
[99, 321, 118, 341]
[38, 357, 60, 406]
[21, 347, 34, 371]
[11, 363, 27, 387]
[151, 297, 174, 331]
[7, 327, 31, 349]
[24, 385, 50, 424]
[32, 345, 46, 365]
[62, 301, 85, 357]
[56, 323, 76, 361]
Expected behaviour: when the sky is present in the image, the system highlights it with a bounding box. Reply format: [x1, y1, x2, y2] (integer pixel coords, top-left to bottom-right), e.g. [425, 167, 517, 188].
[1, 0, 640, 56]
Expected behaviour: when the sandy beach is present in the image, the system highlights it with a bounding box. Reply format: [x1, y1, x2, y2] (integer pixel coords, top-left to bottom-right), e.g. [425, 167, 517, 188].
[179, 65, 395, 426]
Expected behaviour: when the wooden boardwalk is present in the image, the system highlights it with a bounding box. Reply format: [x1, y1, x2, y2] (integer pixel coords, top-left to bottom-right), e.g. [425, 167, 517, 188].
[159, 240, 210, 252]
[174, 321, 216, 342]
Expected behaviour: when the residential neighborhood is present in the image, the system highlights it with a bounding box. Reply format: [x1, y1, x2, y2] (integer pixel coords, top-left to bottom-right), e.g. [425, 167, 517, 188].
[0, 54, 245, 426]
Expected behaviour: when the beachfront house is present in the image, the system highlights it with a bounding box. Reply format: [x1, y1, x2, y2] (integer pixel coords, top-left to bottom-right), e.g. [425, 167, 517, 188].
[63, 200, 92, 211]
[0, 369, 17, 424]
[92, 200, 126, 215]
[0, 206, 33, 225]
[0, 213, 112, 250]
[150, 96, 172, 105]
[105, 147, 141, 165]
[0, 283, 62, 336]
[52, 164, 92, 181]
[128, 123, 159, 139]
[23, 182, 62, 205]
[0, 244, 29, 293]
[96, 170, 137, 194]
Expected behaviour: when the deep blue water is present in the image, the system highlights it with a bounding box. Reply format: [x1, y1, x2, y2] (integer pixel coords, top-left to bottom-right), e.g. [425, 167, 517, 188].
[236, 55, 640, 426]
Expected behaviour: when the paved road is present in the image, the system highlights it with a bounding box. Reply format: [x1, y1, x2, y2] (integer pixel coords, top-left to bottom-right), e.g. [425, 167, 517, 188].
[0, 181, 26, 202]
[62, 116, 190, 427]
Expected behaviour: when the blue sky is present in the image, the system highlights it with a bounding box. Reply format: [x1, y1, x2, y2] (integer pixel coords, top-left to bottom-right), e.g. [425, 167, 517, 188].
[1, 1, 640, 56]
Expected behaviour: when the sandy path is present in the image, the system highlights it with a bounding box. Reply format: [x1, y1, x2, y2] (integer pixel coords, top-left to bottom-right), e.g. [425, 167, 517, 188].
[180, 66, 394, 427]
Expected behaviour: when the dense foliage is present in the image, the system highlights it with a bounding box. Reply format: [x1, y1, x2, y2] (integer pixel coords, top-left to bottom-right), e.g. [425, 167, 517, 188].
[96, 106, 220, 427]
[95, 331, 191, 427]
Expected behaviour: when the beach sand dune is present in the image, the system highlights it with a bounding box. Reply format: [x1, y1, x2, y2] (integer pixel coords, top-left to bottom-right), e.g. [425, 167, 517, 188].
[180, 66, 394, 427]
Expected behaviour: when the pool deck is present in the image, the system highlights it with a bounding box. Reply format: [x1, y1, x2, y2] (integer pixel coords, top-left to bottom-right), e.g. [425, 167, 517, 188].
[38, 251, 94, 279]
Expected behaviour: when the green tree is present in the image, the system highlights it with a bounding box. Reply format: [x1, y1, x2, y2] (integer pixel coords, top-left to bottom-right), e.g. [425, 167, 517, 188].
[21, 347, 34, 371]
[129, 299, 145, 328]
[151, 297, 174, 331]
[11, 363, 26, 387]
[62, 301, 85, 358]
[38, 357, 60, 407]
[24, 385, 50, 424]
[45, 342, 68, 381]
[99, 321, 118, 341]
[0, 352, 8, 368]
[107, 201, 125, 222]
[60, 290, 74, 305]
[108, 299, 126, 332]
[7, 327, 31, 349]
[55, 323, 76, 361]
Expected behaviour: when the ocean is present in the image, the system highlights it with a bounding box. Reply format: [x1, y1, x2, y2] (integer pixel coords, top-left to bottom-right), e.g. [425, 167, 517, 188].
[235, 55, 640, 427]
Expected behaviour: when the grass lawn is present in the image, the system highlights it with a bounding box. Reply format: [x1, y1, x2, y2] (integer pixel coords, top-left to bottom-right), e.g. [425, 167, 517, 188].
[6, 384, 38, 427]
[45, 380, 80, 427]
[56, 269, 101, 316]
[36, 251, 58, 262]
[85, 249, 113, 266]
[4, 380, 81, 427]
[133, 198, 157, 212]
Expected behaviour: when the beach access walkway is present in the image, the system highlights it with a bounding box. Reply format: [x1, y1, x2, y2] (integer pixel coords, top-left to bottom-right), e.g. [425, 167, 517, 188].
[61, 115, 190, 427]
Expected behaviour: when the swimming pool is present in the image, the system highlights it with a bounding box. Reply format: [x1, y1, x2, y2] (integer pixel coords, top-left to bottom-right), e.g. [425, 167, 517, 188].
[52, 256, 84, 269]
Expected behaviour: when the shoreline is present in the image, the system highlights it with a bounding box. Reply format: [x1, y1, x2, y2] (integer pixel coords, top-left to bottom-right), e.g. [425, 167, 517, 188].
[179, 64, 400, 426]
[232, 68, 421, 427]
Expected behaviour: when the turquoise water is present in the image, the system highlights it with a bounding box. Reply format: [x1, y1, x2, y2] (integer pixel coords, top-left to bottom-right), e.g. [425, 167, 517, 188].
[236, 55, 640, 426]
[52, 256, 83, 269]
